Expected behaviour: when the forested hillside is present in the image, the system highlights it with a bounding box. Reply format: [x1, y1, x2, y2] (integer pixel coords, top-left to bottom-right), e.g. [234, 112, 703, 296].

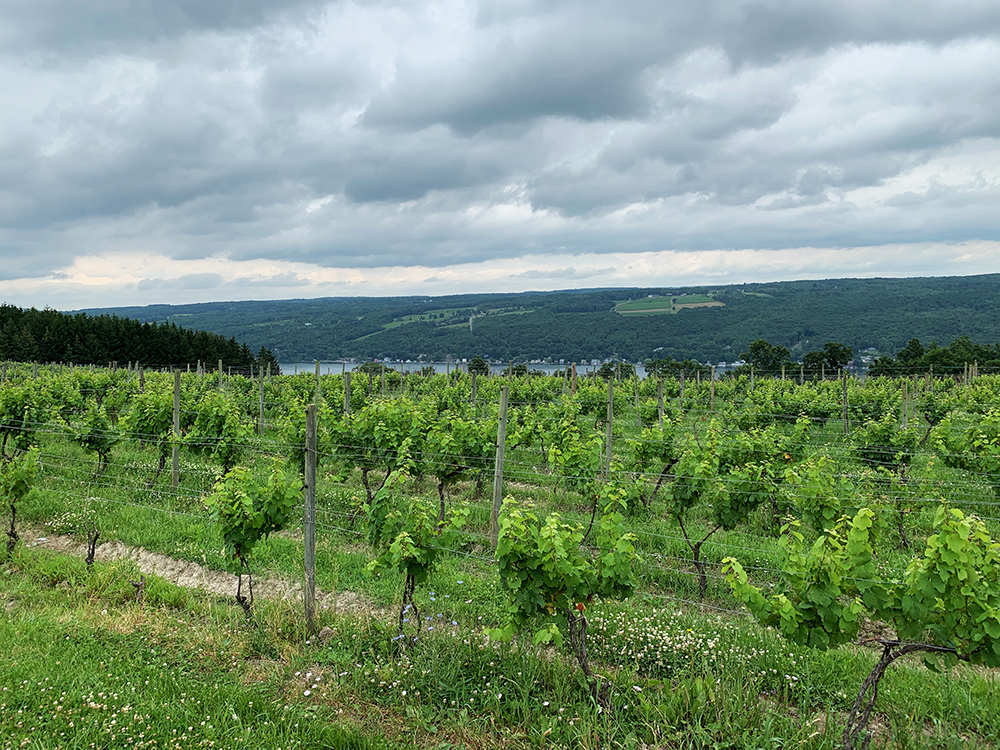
[0, 304, 277, 370]
[80, 274, 1000, 363]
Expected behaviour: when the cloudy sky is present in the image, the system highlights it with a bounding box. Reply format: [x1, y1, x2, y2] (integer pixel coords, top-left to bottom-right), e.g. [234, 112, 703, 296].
[2, 0, 999, 310]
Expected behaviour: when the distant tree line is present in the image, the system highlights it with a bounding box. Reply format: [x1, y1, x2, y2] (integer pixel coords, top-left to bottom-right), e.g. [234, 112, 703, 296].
[0, 304, 279, 372]
[868, 336, 1000, 376]
[729, 335, 1000, 379]
[729, 339, 854, 379]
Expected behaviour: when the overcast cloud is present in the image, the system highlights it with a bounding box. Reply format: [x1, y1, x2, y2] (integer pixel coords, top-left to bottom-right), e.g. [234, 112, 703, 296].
[1, 0, 999, 309]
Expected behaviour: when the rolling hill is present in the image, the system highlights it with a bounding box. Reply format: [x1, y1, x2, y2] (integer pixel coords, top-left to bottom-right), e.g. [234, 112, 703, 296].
[80, 274, 1000, 364]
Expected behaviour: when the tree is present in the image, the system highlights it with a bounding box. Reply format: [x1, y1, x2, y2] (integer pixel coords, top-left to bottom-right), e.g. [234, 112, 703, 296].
[357, 360, 390, 376]
[867, 355, 901, 378]
[256, 346, 281, 375]
[822, 342, 853, 370]
[741, 339, 790, 375]
[895, 338, 924, 365]
[802, 342, 852, 378]
[468, 357, 489, 376]
[802, 349, 824, 377]
[502, 362, 529, 377]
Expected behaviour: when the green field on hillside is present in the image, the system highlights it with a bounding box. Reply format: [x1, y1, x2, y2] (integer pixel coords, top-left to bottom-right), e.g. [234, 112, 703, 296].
[616, 293, 722, 315]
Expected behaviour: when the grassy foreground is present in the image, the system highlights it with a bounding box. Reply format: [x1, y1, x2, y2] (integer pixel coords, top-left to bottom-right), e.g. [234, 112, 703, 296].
[2, 543, 998, 750]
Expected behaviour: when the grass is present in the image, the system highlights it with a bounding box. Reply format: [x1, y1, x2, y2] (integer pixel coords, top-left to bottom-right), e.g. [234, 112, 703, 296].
[4, 371, 1000, 747]
[616, 295, 724, 315]
[382, 308, 473, 330]
[5, 543, 997, 749]
[615, 298, 675, 314]
[0, 550, 379, 749]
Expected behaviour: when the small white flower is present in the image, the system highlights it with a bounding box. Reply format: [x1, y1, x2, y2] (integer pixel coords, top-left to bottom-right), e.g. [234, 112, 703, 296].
[303, 690, 311, 697]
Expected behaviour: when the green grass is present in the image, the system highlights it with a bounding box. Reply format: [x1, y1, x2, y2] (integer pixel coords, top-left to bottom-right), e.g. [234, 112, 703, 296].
[616, 294, 723, 315]
[5, 371, 1000, 748]
[0, 549, 380, 749]
[382, 308, 472, 330]
[672, 294, 715, 305]
[5, 544, 997, 750]
[615, 297, 674, 314]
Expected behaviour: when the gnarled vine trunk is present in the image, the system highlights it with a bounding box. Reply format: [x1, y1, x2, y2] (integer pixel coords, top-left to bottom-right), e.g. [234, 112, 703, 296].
[843, 641, 958, 750]
[565, 608, 611, 711]
[235, 556, 255, 620]
[398, 572, 420, 640]
[6, 504, 17, 559]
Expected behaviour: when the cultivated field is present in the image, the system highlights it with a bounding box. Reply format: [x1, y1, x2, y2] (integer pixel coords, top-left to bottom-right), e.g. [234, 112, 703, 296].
[1, 363, 999, 749]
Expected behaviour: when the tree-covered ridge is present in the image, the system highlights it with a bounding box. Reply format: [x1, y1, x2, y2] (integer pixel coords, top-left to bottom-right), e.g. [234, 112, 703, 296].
[0, 304, 278, 371]
[81, 273, 1000, 364]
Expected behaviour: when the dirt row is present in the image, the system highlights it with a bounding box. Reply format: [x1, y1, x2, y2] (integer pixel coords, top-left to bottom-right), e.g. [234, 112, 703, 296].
[18, 527, 366, 614]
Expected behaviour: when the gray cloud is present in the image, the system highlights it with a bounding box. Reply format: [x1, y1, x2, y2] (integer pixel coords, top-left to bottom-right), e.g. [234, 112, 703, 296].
[1, 0, 999, 299]
[0, 0, 329, 56]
